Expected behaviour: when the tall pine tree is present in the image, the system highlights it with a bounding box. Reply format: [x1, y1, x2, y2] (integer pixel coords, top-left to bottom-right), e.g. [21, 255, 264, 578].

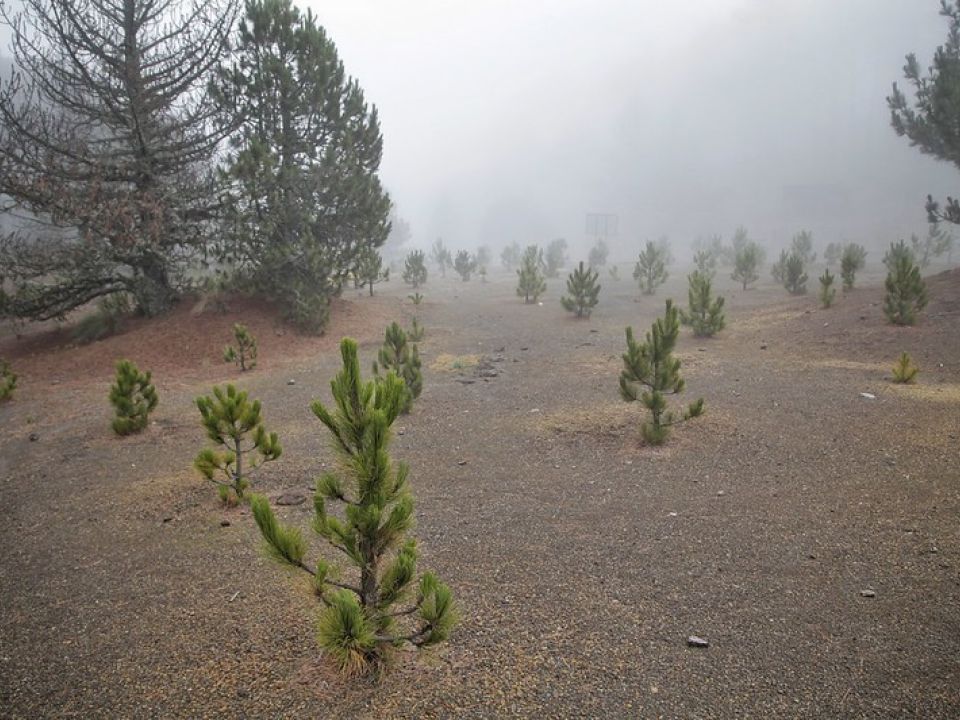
[213, 0, 390, 333]
[0, 0, 238, 320]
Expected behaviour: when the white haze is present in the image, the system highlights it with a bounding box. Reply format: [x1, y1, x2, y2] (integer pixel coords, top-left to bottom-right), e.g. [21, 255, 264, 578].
[309, 0, 959, 258]
[1, 1, 957, 259]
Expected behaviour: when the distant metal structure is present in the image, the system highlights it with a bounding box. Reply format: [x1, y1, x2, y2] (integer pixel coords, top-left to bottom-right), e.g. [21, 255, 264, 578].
[585, 213, 618, 239]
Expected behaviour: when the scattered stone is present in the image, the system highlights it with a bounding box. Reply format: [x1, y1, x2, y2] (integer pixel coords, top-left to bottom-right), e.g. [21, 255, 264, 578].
[287, 379, 296, 386]
[760, 344, 768, 350]
[530, 408, 541, 413]
[457, 460, 467, 466]
[456, 378, 476, 385]
[687, 636, 710, 648]
[859, 392, 876, 400]
[220, 519, 231, 527]
[590, 329, 599, 333]
[520, 346, 529, 351]
[668, 512, 678, 517]
[397, 428, 405, 436]
[859, 589, 876, 598]
[163, 516, 174, 523]
[859, 315, 866, 320]
[698, 347, 706, 352]
[717, 490, 725, 497]
[275, 492, 306, 506]
[28, 433, 39, 442]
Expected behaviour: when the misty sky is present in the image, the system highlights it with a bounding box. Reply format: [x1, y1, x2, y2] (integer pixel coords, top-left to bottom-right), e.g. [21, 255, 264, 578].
[1, 1, 957, 258]
[310, 0, 960, 256]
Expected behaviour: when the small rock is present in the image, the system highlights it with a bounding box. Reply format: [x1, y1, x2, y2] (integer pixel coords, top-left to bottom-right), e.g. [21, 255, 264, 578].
[456, 378, 475, 384]
[456, 460, 467, 466]
[687, 636, 710, 648]
[859, 315, 866, 320]
[275, 493, 306, 506]
[668, 512, 678, 517]
[698, 347, 706, 352]
[287, 379, 296, 386]
[717, 490, 725, 497]
[760, 344, 768, 350]
[520, 346, 529, 351]
[28, 433, 39, 442]
[530, 408, 541, 413]
[163, 516, 174, 523]
[859, 392, 876, 400]
[859, 589, 876, 598]
[220, 519, 231, 527]
[397, 428, 405, 436]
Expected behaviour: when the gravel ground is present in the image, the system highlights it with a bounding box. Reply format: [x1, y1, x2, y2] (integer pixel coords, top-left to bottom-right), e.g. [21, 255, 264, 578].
[1, 263, 958, 719]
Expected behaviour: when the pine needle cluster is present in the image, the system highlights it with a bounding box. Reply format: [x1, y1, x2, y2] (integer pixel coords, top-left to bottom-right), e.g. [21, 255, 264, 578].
[224, 323, 258, 371]
[681, 271, 725, 337]
[195, 385, 281, 504]
[373, 322, 422, 414]
[109, 360, 158, 435]
[840, 243, 867, 290]
[891, 352, 919, 384]
[250, 338, 456, 675]
[620, 300, 704, 445]
[560, 261, 601, 318]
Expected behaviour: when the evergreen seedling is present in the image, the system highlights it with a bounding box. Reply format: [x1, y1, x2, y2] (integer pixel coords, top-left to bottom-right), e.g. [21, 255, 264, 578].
[892, 352, 919, 384]
[402, 250, 428, 288]
[693, 249, 716, 279]
[408, 318, 425, 342]
[819, 269, 836, 308]
[408, 292, 424, 306]
[195, 384, 281, 505]
[224, 323, 258, 371]
[681, 271, 725, 337]
[516, 245, 547, 303]
[431, 238, 452, 277]
[357, 248, 388, 296]
[608, 265, 620, 281]
[732, 242, 762, 290]
[109, 360, 158, 435]
[620, 300, 704, 445]
[588, 239, 609, 269]
[884, 248, 928, 325]
[633, 241, 668, 295]
[840, 243, 867, 290]
[250, 338, 457, 674]
[783, 252, 808, 295]
[373, 322, 422, 414]
[0, 359, 17, 401]
[453, 250, 476, 281]
[560, 261, 601, 318]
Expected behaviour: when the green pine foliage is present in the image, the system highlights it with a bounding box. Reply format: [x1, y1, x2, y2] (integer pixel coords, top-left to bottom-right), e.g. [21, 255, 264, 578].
[453, 250, 476, 281]
[732, 241, 762, 290]
[620, 300, 704, 445]
[0, 359, 17, 401]
[195, 385, 281, 505]
[213, 0, 390, 334]
[545, 238, 568, 278]
[883, 239, 914, 271]
[373, 322, 422, 414]
[892, 352, 920, 384]
[840, 243, 867, 290]
[501, 241, 522, 270]
[771, 249, 789, 284]
[402, 250, 428, 288]
[357, 247, 388, 296]
[224, 323, 258, 371]
[693, 249, 717, 279]
[633, 241, 668, 295]
[431, 238, 452, 277]
[819, 269, 837, 308]
[911, 224, 953, 268]
[560, 261, 601, 318]
[681, 271, 725, 337]
[884, 247, 929, 325]
[109, 360, 158, 436]
[250, 338, 456, 675]
[408, 317, 425, 342]
[516, 245, 547, 303]
[408, 292, 424, 306]
[824, 242, 843, 265]
[783, 253, 808, 295]
[588, 239, 609, 269]
[790, 230, 817, 265]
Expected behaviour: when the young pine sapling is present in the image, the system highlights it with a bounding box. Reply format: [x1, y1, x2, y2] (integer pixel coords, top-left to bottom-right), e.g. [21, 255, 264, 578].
[250, 338, 456, 675]
[884, 247, 928, 325]
[840, 243, 867, 291]
[560, 261, 601, 318]
[891, 352, 919, 384]
[620, 300, 704, 445]
[109, 359, 158, 435]
[224, 323, 258, 371]
[633, 241, 668, 295]
[402, 250, 428, 288]
[373, 322, 422, 414]
[195, 384, 281, 505]
[516, 245, 547, 303]
[0, 359, 17, 401]
[681, 271, 725, 337]
[819, 269, 836, 308]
